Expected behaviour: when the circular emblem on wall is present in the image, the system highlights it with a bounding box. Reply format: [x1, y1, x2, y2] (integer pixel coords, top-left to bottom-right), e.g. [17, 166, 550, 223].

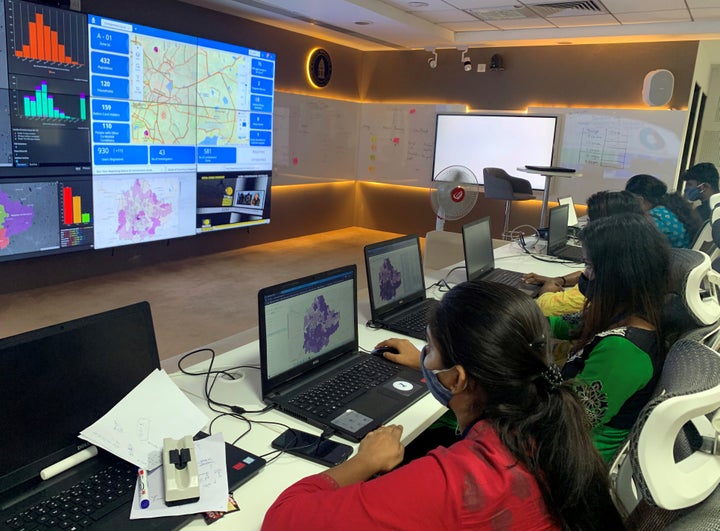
[308, 48, 332, 88]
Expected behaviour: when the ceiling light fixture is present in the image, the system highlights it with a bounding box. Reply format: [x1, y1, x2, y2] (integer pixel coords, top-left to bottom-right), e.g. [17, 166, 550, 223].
[459, 47, 471, 72]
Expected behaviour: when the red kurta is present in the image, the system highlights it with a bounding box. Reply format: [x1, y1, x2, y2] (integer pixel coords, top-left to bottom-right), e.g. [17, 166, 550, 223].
[262, 421, 560, 530]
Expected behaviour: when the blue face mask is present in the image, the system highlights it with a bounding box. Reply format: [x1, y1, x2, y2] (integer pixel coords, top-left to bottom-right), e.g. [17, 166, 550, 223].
[420, 346, 454, 408]
[685, 185, 702, 202]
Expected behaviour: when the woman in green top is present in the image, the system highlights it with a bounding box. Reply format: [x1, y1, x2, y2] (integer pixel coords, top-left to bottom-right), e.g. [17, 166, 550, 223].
[553, 213, 670, 462]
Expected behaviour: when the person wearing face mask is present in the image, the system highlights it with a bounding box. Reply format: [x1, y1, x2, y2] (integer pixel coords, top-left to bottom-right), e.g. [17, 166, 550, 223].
[262, 282, 623, 531]
[683, 162, 720, 222]
[549, 213, 670, 462]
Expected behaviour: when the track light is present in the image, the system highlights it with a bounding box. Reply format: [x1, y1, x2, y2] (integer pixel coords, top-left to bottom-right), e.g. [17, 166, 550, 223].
[426, 48, 437, 69]
[459, 47, 471, 72]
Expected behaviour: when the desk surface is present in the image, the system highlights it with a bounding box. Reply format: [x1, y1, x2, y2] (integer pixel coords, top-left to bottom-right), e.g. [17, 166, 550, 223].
[169, 241, 580, 529]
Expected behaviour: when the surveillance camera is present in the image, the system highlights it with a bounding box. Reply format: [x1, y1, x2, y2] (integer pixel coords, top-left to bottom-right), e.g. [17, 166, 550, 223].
[428, 57, 437, 69]
[463, 59, 471, 72]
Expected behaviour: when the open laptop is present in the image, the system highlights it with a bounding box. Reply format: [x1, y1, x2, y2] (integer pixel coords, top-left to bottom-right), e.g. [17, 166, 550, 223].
[258, 265, 427, 442]
[462, 217, 540, 297]
[0, 302, 266, 531]
[363, 235, 440, 340]
[0, 303, 189, 530]
[547, 204, 584, 263]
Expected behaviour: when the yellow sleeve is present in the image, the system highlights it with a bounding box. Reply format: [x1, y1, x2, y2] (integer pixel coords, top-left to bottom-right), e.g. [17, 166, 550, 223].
[536, 285, 585, 317]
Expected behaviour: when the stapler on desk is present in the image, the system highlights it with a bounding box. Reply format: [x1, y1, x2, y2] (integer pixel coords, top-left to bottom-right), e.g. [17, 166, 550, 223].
[163, 435, 200, 506]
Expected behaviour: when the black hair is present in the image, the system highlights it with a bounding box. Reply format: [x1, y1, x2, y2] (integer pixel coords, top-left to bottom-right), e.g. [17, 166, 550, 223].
[625, 174, 702, 242]
[586, 190, 643, 221]
[578, 213, 670, 350]
[429, 280, 624, 531]
[684, 162, 720, 191]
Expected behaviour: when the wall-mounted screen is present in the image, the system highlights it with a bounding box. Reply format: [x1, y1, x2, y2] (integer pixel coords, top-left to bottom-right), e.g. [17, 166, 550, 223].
[432, 114, 558, 190]
[0, 0, 276, 261]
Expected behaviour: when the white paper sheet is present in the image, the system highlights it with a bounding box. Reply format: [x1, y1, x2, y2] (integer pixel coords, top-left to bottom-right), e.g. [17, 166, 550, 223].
[79, 369, 209, 470]
[130, 433, 229, 519]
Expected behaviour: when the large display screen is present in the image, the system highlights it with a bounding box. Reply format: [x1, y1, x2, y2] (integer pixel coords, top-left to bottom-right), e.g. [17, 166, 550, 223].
[432, 114, 557, 190]
[0, 0, 275, 261]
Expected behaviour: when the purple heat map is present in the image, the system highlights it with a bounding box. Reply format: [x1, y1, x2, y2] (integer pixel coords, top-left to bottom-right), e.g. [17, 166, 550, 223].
[303, 295, 340, 353]
[0, 191, 34, 249]
[116, 178, 172, 240]
[378, 258, 402, 300]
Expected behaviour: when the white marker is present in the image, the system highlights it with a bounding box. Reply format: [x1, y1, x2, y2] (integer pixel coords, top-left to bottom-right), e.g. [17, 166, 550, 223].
[138, 468, 150, 509]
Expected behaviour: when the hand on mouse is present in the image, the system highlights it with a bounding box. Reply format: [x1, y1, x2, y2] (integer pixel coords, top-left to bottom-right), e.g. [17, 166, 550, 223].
[373, 338, 421, 369]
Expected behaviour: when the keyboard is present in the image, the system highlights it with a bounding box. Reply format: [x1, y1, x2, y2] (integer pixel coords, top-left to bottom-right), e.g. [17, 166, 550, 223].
[289, 357, 400, 419]
[3, 462, 136, 531]
[485, 268, 527, 291]
[390, 300, 437, 336]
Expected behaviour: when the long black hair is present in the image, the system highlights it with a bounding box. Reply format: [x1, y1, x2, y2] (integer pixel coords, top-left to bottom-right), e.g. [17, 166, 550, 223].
[626, 173, 702, 242]
[429, 280, 624, 531]
[577, 213, 670, 350]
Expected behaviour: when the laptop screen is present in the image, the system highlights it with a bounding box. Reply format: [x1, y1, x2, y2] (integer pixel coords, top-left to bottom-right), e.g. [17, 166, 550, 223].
[364, 235, 426, 315]
[259, 266, 358, 394]
[547, 204, 570, 253]
[0, 302, 160, 495]
[462, 217, 495, 281]
[557, 196, 579, 226]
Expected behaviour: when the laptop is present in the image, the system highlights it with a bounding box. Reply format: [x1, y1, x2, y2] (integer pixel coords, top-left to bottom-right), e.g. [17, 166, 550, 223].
[462, 217, 540, 297]
[0, 303, 265, 531]
[547, 204, 584, 263]
[363, 235, 440, 340]
[0, 302, 189, 530]
[258, 265, 427, 442]
[557, 196, 588, 228]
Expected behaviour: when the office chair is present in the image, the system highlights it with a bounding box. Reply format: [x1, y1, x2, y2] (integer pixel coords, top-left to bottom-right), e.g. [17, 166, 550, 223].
[609, 338, 720, 529]
[692, 219, 718, 260]
[662, 248, 720, 349]
[482, 168, 534, 238]
[423, 230, 463, 270]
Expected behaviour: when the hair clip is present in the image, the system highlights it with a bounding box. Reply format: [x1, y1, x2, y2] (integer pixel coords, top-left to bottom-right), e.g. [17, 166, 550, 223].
[540, 364, 563, 390]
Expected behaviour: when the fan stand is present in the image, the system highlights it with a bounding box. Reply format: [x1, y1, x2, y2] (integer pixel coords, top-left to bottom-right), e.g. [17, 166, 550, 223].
[435, 207, 446, 231]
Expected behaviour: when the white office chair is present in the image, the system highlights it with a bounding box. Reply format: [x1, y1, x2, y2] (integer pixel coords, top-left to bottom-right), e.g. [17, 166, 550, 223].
[423, 230, 464, 271]
[609, 339, 720, 529]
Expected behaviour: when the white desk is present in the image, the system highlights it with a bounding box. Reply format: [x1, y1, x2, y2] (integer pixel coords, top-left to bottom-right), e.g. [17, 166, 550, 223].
[168, 242, 579, 529]
[517, 167, 582, 228]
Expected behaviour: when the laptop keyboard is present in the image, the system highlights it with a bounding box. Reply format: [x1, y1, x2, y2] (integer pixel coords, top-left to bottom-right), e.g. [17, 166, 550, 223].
[4, 462, 136, 530]
[390, 300, 437, 336]
[289, 357, 400, 419]
[485, 268, 528, 292]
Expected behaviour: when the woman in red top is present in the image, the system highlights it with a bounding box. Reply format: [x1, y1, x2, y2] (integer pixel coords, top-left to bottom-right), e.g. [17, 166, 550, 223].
[262, 281, 622, 531]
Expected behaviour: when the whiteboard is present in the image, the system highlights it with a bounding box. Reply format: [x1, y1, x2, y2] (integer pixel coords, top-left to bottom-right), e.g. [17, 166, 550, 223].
[273, 92, 360, 185]
[357, 103, 464, 187]
[531, 107, 689, 203]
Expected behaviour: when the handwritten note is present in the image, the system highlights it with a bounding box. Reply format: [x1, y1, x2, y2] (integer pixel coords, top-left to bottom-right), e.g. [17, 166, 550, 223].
[79, 369, 209, 470]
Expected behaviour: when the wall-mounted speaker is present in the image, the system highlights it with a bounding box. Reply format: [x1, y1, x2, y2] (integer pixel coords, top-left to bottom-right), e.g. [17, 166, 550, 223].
[643, 69, 674, 107]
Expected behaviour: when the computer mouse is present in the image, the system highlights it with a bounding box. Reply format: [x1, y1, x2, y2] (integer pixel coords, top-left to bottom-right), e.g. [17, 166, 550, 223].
[371, 346, 400, 356]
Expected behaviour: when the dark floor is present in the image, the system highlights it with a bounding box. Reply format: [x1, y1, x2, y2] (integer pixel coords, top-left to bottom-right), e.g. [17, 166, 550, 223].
[0, 227, 400, 361]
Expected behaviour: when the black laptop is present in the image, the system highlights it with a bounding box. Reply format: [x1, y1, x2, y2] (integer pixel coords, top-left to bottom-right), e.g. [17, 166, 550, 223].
[462, 217, 540, 297]
[547, 204, 584, 262]
[363, 235, 440, 340]
[258, 265, 427, 442]
[0, 302, 265, 531]
[0, 302, 193, 530]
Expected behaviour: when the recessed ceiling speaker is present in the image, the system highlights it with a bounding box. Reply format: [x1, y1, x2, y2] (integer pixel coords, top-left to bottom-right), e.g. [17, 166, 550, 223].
[643, 69, 674, 107]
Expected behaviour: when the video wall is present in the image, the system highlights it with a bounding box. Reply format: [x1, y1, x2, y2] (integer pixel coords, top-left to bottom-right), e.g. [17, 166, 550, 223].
[0, 0, 275, 262]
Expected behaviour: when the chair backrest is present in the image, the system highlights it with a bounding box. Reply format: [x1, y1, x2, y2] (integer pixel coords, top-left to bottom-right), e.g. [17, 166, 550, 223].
[423, 230, 464, 270]
[610, 339, 720, 520]
[692, 220, 717, 258]
[668, 248, 720, 327]
[482, 168, 534, 199]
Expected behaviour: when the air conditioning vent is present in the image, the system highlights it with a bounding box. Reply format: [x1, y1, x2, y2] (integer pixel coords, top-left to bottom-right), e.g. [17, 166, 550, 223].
[527, 1, 607, 17]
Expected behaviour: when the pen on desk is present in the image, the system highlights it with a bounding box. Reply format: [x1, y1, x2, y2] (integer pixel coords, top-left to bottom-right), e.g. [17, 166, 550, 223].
[138, 468, 150, 509]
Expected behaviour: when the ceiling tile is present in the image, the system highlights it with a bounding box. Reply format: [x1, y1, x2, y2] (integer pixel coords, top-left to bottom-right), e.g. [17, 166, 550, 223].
[487, 18, 556, 29]
[381, 0, 457, 9]
[439, 20, 498, 30]
[600, 0, 688, 14]
[614, 10, 692, 23]
[690, 8, 720, 19]
[412, 9, 479, 22]
[550, 14, 620, 27]
[681, 0, 718, 7]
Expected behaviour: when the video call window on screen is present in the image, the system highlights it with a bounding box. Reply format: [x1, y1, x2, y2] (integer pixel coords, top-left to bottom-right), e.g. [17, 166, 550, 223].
[0, 0, 276, 262]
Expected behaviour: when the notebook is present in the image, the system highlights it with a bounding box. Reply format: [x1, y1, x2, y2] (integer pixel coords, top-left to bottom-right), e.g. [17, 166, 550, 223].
[258, 265, 427, 442]
[547, 204, 584, 263]
[462, 217, 540, 297]
[363, 235, 440, 340]
[0, 302, 193, 530]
